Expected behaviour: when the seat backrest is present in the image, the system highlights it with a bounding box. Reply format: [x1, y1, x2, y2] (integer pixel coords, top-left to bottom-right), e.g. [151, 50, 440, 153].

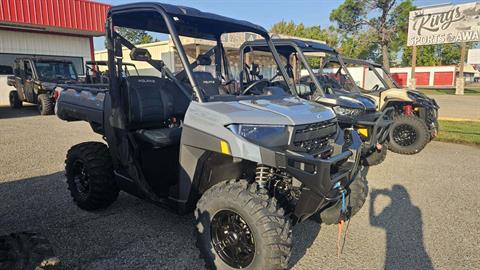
[125, 76, 183, 129]
[193, 71, 221, 97]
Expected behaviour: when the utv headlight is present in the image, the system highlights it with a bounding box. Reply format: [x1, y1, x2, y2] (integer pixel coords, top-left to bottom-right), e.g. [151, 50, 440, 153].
[332, 106, 363, 118]
[227, 124, 289, 148]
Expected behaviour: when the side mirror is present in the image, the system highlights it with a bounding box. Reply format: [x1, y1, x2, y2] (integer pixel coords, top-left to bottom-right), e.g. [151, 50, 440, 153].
[130, 48, 152, 61]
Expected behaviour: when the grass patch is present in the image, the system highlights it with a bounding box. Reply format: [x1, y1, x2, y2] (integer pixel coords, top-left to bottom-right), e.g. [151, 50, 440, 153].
[435, 120, 480, 145]
[419, 88, 480, 96]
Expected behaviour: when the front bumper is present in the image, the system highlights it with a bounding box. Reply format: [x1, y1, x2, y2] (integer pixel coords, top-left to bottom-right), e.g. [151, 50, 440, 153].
[355, 107, 394, 154]
[261, 129, 363, 222]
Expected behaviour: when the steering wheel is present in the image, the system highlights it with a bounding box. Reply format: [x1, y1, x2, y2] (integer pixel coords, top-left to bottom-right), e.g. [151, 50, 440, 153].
[371, 84, 380, 92]
[242, 79, 270, 95]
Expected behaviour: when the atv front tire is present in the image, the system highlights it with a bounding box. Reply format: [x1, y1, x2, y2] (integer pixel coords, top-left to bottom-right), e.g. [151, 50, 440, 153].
[195, 180, 292, 270]
[0, 232, 60, 270]
[37, 94, 54, 115]
[65, 142, 118, 210]
[389, 115, 429, 155]
[8, 91, 22, 109]
[362, 143, 388, 166]
[315, 169, 369, 225]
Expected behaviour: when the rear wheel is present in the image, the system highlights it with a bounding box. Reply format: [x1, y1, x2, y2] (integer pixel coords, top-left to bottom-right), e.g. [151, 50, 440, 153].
[388, 115, 429, 155]
[37, 94, 54, 115]
[65, 142, 118, 210]
[314, 169, 369, 225]
[195, 180, 291, 270]
[362, 143, 388, 166]
[8, 91, 22, 109]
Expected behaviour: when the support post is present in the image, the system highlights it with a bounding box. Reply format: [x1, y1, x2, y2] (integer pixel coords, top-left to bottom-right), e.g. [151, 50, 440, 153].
[195, 44, 201, 58]
[456, 42, 466, 95]
[410, 45, 417, 90]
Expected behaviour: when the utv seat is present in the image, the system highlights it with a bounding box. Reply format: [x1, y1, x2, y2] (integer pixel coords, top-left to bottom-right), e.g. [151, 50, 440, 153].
[193, 71, 221, 97]
[125, 76, 189, 148]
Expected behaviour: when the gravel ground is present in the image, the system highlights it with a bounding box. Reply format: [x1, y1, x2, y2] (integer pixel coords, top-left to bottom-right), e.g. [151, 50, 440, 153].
[1, 106, 479, 270]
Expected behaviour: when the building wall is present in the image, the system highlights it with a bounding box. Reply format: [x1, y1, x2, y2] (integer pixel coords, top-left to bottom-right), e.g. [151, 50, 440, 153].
[0, 29, 92, 105]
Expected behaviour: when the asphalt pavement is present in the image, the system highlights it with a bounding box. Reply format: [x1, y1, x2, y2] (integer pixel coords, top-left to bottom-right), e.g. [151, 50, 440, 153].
[0, 105, 479, 270]
[429, 94, 480, 121]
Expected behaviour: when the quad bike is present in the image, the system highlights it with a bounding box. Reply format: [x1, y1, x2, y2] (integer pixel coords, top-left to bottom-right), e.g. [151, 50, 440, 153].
[55, 3, 368, 269]
[7, 57, 79, 115]
[239, 39, 393, 166]
[330, 57, 439, 155]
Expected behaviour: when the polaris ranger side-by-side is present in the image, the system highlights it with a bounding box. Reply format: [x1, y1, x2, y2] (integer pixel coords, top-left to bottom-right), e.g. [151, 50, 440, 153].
[56, 3, 367, 269]
[7, 57, 79, 115]
[329, 57, 439, 155]
[240, 39, 393, 166]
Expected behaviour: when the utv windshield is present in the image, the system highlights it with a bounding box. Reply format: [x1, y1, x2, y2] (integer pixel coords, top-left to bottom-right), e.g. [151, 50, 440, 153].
[34, 61, 78, 82]
[335, 58, 400, 93]
[108, 3, 294, 103]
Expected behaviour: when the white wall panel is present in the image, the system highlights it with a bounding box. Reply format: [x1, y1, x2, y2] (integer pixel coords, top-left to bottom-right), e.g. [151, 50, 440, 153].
[0, 30, 90, 59]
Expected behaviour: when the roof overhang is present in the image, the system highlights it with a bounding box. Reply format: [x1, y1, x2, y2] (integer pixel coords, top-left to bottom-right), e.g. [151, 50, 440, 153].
[0, 0, 111, 36]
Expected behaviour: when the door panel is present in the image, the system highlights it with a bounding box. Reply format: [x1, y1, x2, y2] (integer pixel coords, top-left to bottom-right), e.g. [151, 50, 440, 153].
[414, 72, 430, 86]
[23, 61, 36, 103]
[433, 72, 454, 86]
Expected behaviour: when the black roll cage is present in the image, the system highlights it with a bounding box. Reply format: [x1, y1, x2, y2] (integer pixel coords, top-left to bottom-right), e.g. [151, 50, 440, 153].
[240, 39, 357, 97]
[105, 3, 296, 103]
[340, 57, 400, 89]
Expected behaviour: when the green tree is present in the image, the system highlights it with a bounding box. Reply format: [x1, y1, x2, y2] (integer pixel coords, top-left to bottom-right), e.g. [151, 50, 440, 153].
[330, 0, 411, 71]
[117, 27, 155, 45]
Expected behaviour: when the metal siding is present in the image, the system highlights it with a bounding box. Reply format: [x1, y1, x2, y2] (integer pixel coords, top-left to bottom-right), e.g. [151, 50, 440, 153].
[0, 29, 90, 58]
[0, 0, 110, 35]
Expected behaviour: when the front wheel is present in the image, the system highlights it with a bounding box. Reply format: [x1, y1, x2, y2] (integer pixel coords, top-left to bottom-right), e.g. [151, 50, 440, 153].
[37, 94, 54, 115]
[9, 90, 22, 108]
[362, 143, 388, 166]
[388, 115, 429, 155]
[314, 169, 369, 225]
[195, 180, 292, 270]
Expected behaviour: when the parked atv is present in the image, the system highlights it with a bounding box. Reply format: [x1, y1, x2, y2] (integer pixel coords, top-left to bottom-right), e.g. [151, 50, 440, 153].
[7, 58, 79, 115]
[330, 57, 439, 155]
[239, 39, 393, 166]
[56, 3, 367, 269]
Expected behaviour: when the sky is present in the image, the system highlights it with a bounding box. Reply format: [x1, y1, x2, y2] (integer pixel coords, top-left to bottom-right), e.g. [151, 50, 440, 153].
[93, 0, 477, 50]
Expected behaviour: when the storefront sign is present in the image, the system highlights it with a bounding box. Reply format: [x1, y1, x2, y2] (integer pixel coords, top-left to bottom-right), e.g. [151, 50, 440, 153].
[408, 2, 480, 46]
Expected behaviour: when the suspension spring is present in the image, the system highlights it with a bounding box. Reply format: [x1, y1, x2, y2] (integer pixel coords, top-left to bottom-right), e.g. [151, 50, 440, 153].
[255, 165, 271, 188]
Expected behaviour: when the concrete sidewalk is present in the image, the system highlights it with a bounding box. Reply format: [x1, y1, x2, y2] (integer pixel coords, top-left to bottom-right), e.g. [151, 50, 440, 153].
[428, 95, 480, 121]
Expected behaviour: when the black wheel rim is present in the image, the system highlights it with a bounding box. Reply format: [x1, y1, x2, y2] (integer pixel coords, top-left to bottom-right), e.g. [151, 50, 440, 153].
[211, 210, 255, 268]
[392, 124, 417, 146]
[72, 160, 90, 199]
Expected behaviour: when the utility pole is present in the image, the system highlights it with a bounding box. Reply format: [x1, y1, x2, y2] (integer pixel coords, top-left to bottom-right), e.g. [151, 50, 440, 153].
[410, 45, 417, 90]
[456, 42, 466, 95]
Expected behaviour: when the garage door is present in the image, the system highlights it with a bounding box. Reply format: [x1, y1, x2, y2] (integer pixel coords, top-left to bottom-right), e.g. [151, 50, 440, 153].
[415, 72, 430, 86]
[433, 72, 454, 86]
[391, 72, 408, 87]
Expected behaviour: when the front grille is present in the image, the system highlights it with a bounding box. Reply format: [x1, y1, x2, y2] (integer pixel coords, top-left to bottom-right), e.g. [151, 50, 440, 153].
[291, 119, 337, 157]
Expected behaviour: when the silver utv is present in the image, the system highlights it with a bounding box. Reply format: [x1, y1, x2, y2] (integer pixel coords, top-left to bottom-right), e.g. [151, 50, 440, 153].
[56, 3, 365, 269]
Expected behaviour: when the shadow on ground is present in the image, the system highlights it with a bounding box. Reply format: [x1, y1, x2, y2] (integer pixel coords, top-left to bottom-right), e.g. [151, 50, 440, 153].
[0, 105, 39, 119]
[370, 185, 433, 270]
[0, 173, 321, 269]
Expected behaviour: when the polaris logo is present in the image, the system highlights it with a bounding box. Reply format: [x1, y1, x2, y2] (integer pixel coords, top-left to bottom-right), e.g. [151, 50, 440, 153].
[138, 79, 156, 83]
[203, 80, 216, 84]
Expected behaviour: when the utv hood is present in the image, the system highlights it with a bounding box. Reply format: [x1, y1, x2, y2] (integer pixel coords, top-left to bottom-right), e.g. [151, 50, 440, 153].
[185, 96, 336, 128]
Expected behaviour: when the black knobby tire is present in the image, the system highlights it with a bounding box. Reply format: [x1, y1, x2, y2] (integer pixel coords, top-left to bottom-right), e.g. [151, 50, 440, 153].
[37, 94, 54, 115]
[65, 142, 118, 210]
[388, 115, 429, 155]
[315, 171, 369, 225]
[0, 232, 60, 270]
[362, 143, 388, 166]
[8, 91, 22, 109]
[195, 180, 292, 270]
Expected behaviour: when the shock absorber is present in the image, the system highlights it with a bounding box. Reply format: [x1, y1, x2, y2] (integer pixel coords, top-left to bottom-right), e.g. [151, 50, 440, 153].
[255, 165, 271, 189]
